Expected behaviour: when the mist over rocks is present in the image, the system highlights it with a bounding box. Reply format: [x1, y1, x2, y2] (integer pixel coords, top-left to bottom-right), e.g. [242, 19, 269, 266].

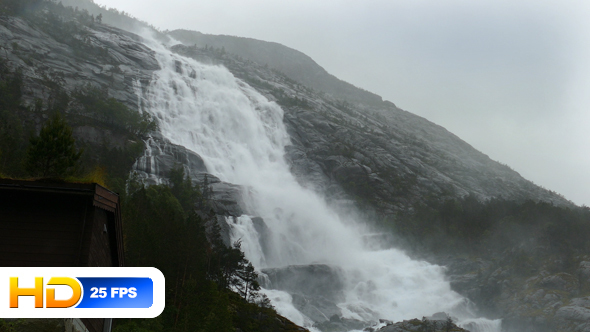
[2, 2, 587, 331]
[439, 253, 590, 332]
[0, 7, 256, 249]
[133, 133, 207, 184]
[11, 0, 567, 212]
[262, 264, 346, 324]
[171, 43, 572, 215]
[168, 29, 385, 107]
[371, 314, 469, 332]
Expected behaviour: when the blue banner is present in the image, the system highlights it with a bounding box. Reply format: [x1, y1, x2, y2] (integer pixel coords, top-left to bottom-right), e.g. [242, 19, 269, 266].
[76, 278, 153, 308]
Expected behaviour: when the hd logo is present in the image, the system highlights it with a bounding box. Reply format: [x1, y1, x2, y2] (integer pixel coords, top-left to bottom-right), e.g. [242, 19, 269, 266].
[10, 277, 82, 308]
[0, 267, 165, 318]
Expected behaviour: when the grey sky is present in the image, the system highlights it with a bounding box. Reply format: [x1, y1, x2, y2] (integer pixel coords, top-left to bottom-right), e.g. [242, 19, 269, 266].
[93, 0, 590, 206]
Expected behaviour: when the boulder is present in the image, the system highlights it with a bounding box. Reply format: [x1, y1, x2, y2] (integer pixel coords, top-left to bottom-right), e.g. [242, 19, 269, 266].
[133, 134, 207, 185]
[376, 317, 468, 332]
[262, 264, 346, 323]
[538, 273, 579, 294]
[262, 264, 345, 303]
[555, 305, 590, 322]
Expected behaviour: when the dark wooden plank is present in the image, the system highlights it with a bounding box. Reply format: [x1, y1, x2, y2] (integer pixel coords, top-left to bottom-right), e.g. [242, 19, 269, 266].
[0, 223, 77, 233]
[0, 260, 74, 267]
[93, 199, 116, 212]
[0, 236, 80, 247]
[95, 185, 119, 204]
[0, 244, 79, 254]
[0, 253, 76, 266]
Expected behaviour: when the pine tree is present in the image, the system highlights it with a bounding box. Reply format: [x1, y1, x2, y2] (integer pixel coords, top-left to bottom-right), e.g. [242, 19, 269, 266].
[445, 317, 454, 332]
[235, 261, 261, 303]
[0, 109, 25, 176]
[26, 112, 82, 178]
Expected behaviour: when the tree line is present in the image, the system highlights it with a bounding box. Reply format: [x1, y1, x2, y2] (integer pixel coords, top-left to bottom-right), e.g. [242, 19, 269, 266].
[115, 167, 279, 332]
[387, 195, 590, 275]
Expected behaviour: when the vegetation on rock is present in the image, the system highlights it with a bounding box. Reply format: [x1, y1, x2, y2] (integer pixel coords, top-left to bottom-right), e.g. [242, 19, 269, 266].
[0, 60, 27, 177]
[114, 168, 294, 332]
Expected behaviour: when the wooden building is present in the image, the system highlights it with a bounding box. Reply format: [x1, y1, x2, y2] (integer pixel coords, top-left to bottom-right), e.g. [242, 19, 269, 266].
[0, 179, 125, 332]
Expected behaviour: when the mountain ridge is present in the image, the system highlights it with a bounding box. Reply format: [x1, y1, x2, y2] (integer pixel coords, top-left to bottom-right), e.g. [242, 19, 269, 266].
[44, 1, 574, 211]
[1, 2, 587, 331]
[169, 44, 572, 214]
[167, 29, 385, 107]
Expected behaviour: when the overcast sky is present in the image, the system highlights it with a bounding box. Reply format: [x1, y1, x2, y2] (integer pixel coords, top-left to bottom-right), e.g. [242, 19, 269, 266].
[93, 0, 590, 207]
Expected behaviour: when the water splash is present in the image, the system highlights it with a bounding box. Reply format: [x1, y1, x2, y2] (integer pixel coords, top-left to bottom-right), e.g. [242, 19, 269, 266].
[137, 35, 501, 332]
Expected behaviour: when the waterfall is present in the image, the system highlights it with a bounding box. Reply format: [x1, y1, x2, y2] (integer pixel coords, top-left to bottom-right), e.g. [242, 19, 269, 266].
[136, 35, 502, 332]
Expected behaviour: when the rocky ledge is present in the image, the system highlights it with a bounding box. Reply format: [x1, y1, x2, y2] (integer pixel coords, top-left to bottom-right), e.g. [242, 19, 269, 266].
[370, 313, 468, 332]
[440, 255, 590, 332]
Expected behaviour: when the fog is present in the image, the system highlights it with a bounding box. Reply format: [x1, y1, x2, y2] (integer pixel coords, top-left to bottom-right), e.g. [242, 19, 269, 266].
[93, 0, 590, 206]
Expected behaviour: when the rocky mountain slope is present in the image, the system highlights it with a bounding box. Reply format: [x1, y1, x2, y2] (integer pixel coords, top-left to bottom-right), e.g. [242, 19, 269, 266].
[168, 43, 588, 332]
[4, 0, 570, 214]
[442, 254, 590, 332]
[168, 29, 384, 107]
[1, 1, 587, 331]
[171, 44, 571, 216]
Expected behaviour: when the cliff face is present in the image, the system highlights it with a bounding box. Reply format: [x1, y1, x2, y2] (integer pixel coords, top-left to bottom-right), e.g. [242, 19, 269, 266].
[168, 29, 385, 107]
[3, 6, 569, 215]
[171, 44, 571, 216]
[0, 16, 156, 110]
[1, 4, 585, 331]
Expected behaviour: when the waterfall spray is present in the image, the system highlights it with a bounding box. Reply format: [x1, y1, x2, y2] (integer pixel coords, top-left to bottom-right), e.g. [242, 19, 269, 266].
[136, 35, 501, 332]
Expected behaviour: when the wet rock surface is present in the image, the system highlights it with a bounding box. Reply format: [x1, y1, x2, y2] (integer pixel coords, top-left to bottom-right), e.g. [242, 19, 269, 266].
[262, 264, 345, 303]
[133, 134, 207, 184]
[0, 16, 157, 110]
[438, 254, 590, 332]
[133, 134, 251, 219]
[262, 264, 346, 324]
[3, 8, 572, 230]
[3, 9, 586, 332]
[373, 314, 468, 332]
[173, 44, 573, 216]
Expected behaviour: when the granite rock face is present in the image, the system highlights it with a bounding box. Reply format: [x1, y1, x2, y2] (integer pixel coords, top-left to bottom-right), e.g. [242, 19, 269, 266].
[173, 44, 572, 216]
[4, 7, 570, 218]
[133, 133, 207, 185]
[0, 16, 157, 110]
[133, 134, 252, 228]
[261, 264, 346, 324]
[374, 314, 468, 332]
[2, 8, 584, 332]
[168, 29, 384, 107]
[0, 15, 251, 221]
[439, 254, 590, 332]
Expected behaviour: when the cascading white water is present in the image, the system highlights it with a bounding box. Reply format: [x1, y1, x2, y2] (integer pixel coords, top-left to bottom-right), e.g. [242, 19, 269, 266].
[137, 35, 502, 332]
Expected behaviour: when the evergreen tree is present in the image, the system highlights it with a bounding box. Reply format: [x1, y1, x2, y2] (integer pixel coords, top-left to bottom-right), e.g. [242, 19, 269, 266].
[235, 261, 261, 303]
[0, 0, 43, 15]
[445, 317, 454, 332]
[169, 165, 201, 212]
[26, 112, 82, 178]
[0, 109, 25, 176]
